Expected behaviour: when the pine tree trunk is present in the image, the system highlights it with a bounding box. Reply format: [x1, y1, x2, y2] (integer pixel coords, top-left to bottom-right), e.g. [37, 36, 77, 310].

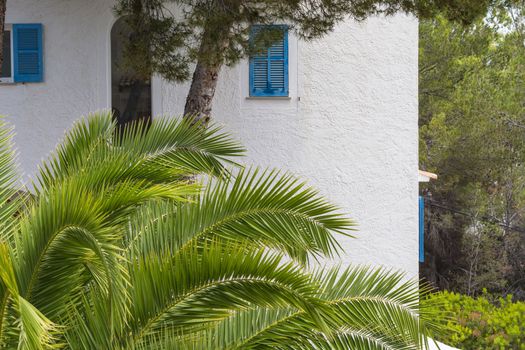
[0, 0, 6, 70]
[183, 59, 222, 125]
[183, 23, 231, 124]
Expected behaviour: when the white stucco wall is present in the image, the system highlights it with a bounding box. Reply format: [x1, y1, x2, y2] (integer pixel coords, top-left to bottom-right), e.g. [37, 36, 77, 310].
[2, 0, 419, 276]
[428, 341, 461, 350]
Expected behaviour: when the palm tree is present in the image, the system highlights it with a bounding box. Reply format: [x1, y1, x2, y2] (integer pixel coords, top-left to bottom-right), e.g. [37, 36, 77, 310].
[0, 112, 441, 349]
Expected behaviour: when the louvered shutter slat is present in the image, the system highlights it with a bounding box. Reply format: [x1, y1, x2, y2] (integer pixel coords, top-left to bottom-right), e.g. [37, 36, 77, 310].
[252, 59, 268, 89]
[17, 29, 39, 50]
[269, 40, 284, 57]
[18, 53, 40, 74]
[269, 60, 285, 89]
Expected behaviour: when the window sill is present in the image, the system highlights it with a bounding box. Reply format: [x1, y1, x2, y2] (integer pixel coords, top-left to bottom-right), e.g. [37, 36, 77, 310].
[245, 96, 292, 100]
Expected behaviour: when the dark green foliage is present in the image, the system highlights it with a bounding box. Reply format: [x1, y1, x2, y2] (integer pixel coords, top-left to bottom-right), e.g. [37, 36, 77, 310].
[419, 4, 525, 299]
[110, 0, 505, 120]
[423, 291, 525, 349]
[114, 0, 494, 83]
[113, 1, 191, 81]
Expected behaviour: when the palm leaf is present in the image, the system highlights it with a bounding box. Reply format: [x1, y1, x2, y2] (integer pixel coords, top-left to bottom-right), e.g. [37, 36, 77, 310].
[37, 112, 245, 192]
[127, 242, 331, 347]
[183, 266, 442, 350]
[0, 244, 62, 349]
[0, 117, 24, 243]
[126, 168, 355, 264]
[16, 296, 62, 350]
[0, 112, 444, 348]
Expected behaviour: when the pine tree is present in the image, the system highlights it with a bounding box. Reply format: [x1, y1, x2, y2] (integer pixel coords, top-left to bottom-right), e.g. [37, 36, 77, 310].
[114, 0, 493, 123]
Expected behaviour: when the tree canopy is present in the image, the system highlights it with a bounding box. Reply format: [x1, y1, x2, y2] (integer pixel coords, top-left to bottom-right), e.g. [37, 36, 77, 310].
[111, 0, 500, 120]
[419, 3, 525, 299]
[115, 0, 495, 83]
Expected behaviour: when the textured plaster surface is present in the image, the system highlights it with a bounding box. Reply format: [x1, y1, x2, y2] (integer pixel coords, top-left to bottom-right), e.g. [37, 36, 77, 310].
[2, 0, 419, 276]
[428, 341, 461, 350]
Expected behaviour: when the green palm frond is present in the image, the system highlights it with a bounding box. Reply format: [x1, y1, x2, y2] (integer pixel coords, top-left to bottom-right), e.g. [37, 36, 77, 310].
[0, 112, 445, 349]
[289, 329, 411, 350]
[15, 181, 120, 311]
[128, 242, 330, 346]
[0, 244, 62, 350]
[0, 117, 24, 243]
[0, 117, 25, 346]
[0, 243, 14, 346]
[117, 117, 244, 175]
[126, 168, 355, 264]
[36, 112, 245, 192]
[174, 266, 440, 350]
[16, 296, 63, 350]
[314, 266, 443, 340]
[63, 288, 117, 350]
[0, 282, 9, 347]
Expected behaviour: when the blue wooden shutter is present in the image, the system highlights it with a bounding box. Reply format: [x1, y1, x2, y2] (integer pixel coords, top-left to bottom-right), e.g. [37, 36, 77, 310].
[249, 26, 288, 97]
[13, 24, 43, 83]
[419, 196, 425, 263]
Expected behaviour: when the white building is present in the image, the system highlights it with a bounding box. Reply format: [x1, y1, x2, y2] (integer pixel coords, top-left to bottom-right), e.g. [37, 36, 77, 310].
[1, 0, 419, 276]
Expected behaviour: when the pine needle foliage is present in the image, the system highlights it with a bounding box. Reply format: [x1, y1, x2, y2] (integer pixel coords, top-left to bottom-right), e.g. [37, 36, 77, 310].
[114, 0, 494, 83]
[0, 112, 442, 348]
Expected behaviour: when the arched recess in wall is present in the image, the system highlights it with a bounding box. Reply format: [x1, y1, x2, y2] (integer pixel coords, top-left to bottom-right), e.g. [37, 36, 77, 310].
[111, 17, 152, 127]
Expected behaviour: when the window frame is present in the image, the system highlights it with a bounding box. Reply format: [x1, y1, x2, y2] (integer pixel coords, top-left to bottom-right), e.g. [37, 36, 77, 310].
[0, 24, 14, 84]
[249, 25, 289, 97]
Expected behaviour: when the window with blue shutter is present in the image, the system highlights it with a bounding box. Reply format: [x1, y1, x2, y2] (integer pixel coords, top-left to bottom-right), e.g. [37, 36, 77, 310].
[249, 25, 288, 97]
[419, 196, 425, 263]
[13, 24, 43, 83]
